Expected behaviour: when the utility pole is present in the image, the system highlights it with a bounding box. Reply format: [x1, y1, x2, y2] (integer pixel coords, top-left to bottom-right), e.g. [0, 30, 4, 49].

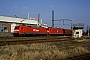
[28, 13, 30, 20]
[88, 18, 90, 37]
[52, 10, 54, 27]
[51, 11, 73, 38]
[71, 20, 73, 38]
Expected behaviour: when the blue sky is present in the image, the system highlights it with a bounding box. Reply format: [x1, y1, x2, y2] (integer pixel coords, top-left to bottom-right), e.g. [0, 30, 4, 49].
[0, 0, 90, 31]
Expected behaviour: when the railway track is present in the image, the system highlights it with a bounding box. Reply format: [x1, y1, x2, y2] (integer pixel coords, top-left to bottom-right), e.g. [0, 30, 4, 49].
[0, 36, 71, 46]
[67, 53, 90, 60]
[0, 36, 90, 60]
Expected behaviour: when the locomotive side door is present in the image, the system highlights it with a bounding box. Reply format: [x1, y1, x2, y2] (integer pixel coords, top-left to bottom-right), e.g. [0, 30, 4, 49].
[20, 26, 24, 34]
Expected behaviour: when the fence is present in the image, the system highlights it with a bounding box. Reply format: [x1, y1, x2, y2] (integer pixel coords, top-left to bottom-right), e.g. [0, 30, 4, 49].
[0, 32, 13, 37]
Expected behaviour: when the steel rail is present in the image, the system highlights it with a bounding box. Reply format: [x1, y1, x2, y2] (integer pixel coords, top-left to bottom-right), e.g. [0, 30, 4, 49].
[0, 36, 71, 46]
[67, 53, 90, 60]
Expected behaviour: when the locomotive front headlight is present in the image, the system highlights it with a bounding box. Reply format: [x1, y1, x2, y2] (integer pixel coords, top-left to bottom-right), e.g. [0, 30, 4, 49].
[14, 30, 19, 31]
[47, 31, 49, 32]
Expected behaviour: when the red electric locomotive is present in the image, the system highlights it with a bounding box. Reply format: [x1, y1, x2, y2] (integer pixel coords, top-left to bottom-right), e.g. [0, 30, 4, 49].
[47, 27, 64, 35]
[13, 25, 48, 36]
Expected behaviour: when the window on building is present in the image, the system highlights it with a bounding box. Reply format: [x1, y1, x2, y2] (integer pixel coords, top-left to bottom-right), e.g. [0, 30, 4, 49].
[1, 30, 3, 32]
[76, 32, 79, 34]
[4, 27, 7, 30]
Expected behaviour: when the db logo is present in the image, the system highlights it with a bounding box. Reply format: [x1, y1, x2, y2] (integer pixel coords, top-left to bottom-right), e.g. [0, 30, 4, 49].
[33, 29, 39, 32]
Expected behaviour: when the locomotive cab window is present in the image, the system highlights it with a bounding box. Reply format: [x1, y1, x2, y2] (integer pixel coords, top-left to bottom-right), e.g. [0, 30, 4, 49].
[1, 30, 3, 32]
[46, 28, 49, 30]
[76, 32, 79, 34]
[15, 26, 20, 29]
[21, 27, 23, 29]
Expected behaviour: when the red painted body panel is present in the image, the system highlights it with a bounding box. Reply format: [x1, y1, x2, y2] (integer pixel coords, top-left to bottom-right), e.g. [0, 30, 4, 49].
[57, 29, 64, 34]
[48, 28, 57, 34]
[64, 29, 72, 34]
[47, 28, 64, 34]
[24, 26, 47, 34]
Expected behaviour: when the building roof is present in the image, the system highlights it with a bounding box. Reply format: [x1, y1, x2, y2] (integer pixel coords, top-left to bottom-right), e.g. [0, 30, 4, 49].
[0, 16, 39, 25]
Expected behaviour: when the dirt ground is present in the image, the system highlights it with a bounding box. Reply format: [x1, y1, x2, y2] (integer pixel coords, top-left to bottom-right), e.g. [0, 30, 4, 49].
[0, 39, 90, 60]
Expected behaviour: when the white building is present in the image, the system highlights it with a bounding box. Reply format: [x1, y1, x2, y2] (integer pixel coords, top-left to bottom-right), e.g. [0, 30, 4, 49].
[72, 23, 84, 38]
[73, 29, 83, 38]
[0, 15, 40, 33]
[0, 16, 39, 24]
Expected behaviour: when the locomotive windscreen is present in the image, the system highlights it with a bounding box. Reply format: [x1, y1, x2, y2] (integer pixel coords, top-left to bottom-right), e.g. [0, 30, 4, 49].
[14, 26, 20, 29]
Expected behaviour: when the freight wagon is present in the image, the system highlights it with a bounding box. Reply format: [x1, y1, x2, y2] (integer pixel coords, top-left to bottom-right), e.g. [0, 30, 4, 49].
[13, 25, 72, 37]
[63, 29, 72, 36]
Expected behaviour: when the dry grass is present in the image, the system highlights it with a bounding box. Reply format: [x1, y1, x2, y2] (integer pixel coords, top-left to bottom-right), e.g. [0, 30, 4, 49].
[0, 39, 90, 60]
